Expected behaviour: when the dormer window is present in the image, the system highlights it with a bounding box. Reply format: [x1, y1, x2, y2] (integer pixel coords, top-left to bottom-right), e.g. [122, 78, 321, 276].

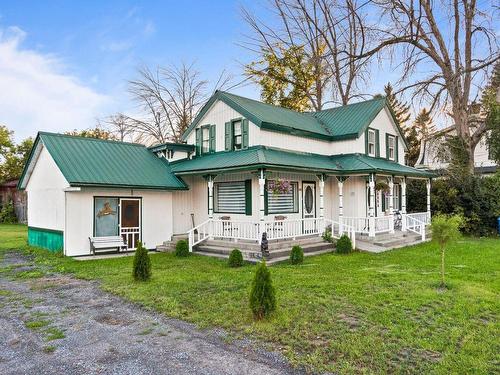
[367, 129, 376, 157]
[387, 135, 395, 160]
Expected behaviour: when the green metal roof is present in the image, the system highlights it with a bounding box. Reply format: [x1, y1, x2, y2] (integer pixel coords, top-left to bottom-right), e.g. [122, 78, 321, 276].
[18, 132, 187, 190]
[170, 146, 434, 178]
[182, 91, 404, 143]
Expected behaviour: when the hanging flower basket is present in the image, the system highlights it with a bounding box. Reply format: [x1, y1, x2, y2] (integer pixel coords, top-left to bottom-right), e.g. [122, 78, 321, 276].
[375, 181, 389, 193]
[268, 179, 292, 195]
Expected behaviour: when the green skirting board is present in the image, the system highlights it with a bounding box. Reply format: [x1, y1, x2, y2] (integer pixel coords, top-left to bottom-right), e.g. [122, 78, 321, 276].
[28, 226, 64, 252]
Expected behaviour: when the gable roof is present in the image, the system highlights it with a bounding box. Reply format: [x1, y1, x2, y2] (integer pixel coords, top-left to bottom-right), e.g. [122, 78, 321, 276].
[182, 91, 405, 144]
[18, 132, 187, 191]
[170, 146, 434, 178]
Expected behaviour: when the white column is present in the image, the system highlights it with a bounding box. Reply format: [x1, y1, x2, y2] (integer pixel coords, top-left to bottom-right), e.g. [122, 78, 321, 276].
[401, 177, 407, 232]
[337, 177, 344, 234]
[369, 174, 376, 237]
[318, 174, 325, 235]
[258, 169, 266, 243]
[388, 176, 394, 234]
[207, 176, 214, 219]
[426, 178, 431, 222]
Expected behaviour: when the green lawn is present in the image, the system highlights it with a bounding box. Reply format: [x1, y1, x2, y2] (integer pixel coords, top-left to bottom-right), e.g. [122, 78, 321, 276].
[1, 224, 499, 374]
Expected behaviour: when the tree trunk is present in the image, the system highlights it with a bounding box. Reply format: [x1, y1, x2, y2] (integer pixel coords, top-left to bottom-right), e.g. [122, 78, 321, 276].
[440, 246, 446, 288]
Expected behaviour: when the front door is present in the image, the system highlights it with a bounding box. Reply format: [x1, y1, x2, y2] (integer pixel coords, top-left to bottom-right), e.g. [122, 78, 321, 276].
[120, 198, 141, 250]
[302, 182, 316, 234]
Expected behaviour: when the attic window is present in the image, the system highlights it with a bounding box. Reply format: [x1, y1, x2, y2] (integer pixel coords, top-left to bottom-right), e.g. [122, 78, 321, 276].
[368, 129, 376, 157]
[387, 135, 395, 160]
[202, 126, 210, 154]
[233, 120, 242, 150]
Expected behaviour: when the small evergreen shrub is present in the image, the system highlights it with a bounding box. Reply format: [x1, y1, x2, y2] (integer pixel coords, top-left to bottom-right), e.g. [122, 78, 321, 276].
[132, 241, 151, 281]
[228, 248, 243, 267]
[175, 240, 189, 257]
[249, 261, 276, 320]
[322, 228, 334, 243]
[336, 234, 352, 254]
[290, 245, 304, 265]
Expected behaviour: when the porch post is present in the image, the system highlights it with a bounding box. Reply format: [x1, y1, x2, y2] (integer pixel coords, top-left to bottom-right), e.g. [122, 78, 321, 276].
[401, 177, 407, 232]
[258, 169, 266, 243]
[388, 176, 394, 234]
[369, 174, 376, 237]
[336, 176, 345, 234]
[426, 178, 431, 222]
[207, 175, 214, 219]
[318, 174, 325, 235]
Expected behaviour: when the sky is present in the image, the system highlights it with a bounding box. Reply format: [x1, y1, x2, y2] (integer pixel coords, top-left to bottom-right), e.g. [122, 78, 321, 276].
[2, 0, 487, 142]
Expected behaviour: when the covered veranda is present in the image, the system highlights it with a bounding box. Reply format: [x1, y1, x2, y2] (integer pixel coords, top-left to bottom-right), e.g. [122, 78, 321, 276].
[169, 146, 434, 250]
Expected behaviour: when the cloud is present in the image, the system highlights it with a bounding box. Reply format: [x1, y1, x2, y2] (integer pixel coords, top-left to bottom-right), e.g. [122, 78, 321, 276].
[101, 40, 133, 52]
[0, 26, 111, 141]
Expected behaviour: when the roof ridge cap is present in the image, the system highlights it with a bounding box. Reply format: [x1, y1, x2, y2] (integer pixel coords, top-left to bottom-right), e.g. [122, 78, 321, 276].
[39, 131, 145, 148]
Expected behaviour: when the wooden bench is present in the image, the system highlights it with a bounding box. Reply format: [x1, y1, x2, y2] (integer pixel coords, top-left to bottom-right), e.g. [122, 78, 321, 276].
[89, 236, 128, 254]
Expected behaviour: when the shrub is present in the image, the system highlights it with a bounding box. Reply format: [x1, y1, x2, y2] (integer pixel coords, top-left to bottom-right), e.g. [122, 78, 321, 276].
[0, 201, 17, 224]
[322, 228, 334, 243]
[290, 245, 304, 265]
[175, 240, 189, 257]
[228, 248, 243, 267]
[336, 234, 352, 254]
[249, 261, 276, 320]
[431, 214, 462, 288]
[132, 241, 151, 281]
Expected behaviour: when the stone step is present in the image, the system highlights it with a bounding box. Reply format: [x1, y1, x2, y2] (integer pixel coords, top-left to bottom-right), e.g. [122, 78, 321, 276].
[202, 235, 327, 251]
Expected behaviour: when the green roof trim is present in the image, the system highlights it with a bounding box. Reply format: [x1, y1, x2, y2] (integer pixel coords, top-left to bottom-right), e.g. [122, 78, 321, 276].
[170, 146, 434, 178]
[18, 132, 187, 191]
[182, 91, 408, 147]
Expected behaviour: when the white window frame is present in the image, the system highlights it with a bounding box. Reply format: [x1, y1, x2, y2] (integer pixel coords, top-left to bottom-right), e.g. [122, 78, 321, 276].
[388, 135, 395, 161]
[368, 129, 376, 157]
[232, 120, 242, 150]
[201, 126, 210, 154]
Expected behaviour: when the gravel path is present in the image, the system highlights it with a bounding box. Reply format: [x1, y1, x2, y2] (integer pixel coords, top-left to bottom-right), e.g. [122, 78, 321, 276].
[0, 252, 302, 375]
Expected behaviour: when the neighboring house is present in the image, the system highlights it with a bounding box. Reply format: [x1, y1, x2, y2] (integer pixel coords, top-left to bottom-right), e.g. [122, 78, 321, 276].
[415, 125, 498, 175]
[18, 91, 433, 257]
[0, 179, 27, 223]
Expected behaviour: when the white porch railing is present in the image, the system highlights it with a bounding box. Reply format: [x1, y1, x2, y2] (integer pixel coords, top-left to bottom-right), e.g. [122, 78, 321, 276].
[374, 216, 392, 234]
[187, 217, 356, 252]
[342, 217, 370, 234]
[405, 215, 427, 241]
[406, 212, 430, 225]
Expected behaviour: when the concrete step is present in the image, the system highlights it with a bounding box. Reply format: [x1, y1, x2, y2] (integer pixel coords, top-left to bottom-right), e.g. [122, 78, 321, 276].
[202, 235, 327, 251]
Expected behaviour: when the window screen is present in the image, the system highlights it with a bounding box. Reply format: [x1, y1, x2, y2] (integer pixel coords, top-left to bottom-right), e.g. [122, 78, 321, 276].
[214, 182, 246, 213]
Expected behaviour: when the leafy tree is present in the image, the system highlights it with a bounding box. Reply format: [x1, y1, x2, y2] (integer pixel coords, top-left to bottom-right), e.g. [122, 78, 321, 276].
[246, 45, 318, 112]
[65, 127, 116, 140]
[249, 261, 276, 320]
[0, 125, 14, 156]
[406, 108, 436, 166]
[484, 61, 500, 164]
[132, 241, 152, 281]
[0, 201, 17, 223]
[430, 215, 462, 288]
[384, 83, 410, 128]
[0, 125, 34, 183]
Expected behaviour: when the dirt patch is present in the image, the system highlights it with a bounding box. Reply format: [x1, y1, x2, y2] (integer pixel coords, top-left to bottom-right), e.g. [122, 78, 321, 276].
[337, 313, 361, 330]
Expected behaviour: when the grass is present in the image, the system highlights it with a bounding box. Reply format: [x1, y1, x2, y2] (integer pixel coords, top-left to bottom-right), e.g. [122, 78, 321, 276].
[1, 224, 499, 374]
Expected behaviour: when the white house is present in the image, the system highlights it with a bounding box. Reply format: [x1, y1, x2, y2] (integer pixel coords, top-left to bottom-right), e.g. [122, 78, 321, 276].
[19, 91, 434, 258]
[415, 125, 498, 175]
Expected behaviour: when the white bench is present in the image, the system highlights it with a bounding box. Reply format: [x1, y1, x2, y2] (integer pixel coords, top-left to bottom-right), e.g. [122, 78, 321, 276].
[89, 236, 128, 254]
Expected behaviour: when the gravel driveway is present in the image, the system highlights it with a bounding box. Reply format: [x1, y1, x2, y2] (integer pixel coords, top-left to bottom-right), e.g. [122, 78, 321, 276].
[0, 252, 302, 375]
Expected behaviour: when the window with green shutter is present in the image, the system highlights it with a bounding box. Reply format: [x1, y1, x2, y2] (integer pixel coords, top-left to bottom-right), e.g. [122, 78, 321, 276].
[366, 129, 376, 157]
[386, 134, 396, 161]
[201, 125, 210, 154]
[209, 124, 216, 153]
[214, 181, 247, 214]
[266, 181, 299, 214]
[225, 118, 250, 151]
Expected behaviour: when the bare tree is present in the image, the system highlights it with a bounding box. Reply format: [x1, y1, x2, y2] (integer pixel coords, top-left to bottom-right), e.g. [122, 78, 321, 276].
[98, 114, 135, 142]
[242, 0, 373, 108]
[122, 62, 232, 145]
[356, 0, 499, 172]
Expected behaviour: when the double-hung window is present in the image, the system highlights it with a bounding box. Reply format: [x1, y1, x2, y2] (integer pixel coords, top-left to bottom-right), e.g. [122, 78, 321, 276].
[232, 120, 242, 150]
[267, 181, 298, 214]
[201, 126, 210, 154]
[387, 135, 395, 160]
[367, 129, 376, 157]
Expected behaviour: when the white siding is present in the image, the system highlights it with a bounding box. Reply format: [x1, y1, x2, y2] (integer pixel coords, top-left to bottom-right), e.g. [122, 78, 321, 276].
[65, 189, 173, 256]
[25, 145, 69, 232]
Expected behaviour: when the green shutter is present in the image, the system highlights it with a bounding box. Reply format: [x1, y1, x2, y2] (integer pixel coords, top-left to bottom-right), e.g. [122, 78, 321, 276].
[382, 192, 386, 211]
[365, 129, 369, 155]
[399, 184, 402, 210]
[195, 128, 201, 156]
[395, 136, 399, 162]
[264, 180, 268, 216]
[224, 122, 231, 151]
[385, 133, 389, 160]
[209, 125, 216, 153]
[375, 129, 380, 157]
[242, 119, 249, 149]
[245, 179, 252, 215]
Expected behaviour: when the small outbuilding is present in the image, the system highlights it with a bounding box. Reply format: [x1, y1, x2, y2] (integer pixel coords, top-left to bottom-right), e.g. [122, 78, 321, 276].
[17, 132, 187, 256]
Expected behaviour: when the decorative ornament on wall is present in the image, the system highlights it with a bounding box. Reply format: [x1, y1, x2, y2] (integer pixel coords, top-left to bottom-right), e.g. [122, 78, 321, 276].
[97, 202, 117, 218]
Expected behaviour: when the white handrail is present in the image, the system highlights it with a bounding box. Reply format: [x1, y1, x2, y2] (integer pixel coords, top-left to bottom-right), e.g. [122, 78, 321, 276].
[187, 219, 211, 252]
[406, 215, 426, 241]
[342, 216, 370, 234]
[407, 212, 430, 225]
[324, 218, 356, 249]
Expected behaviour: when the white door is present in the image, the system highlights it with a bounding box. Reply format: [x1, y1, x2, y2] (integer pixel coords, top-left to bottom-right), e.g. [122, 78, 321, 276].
[302, 182, 316, 234]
